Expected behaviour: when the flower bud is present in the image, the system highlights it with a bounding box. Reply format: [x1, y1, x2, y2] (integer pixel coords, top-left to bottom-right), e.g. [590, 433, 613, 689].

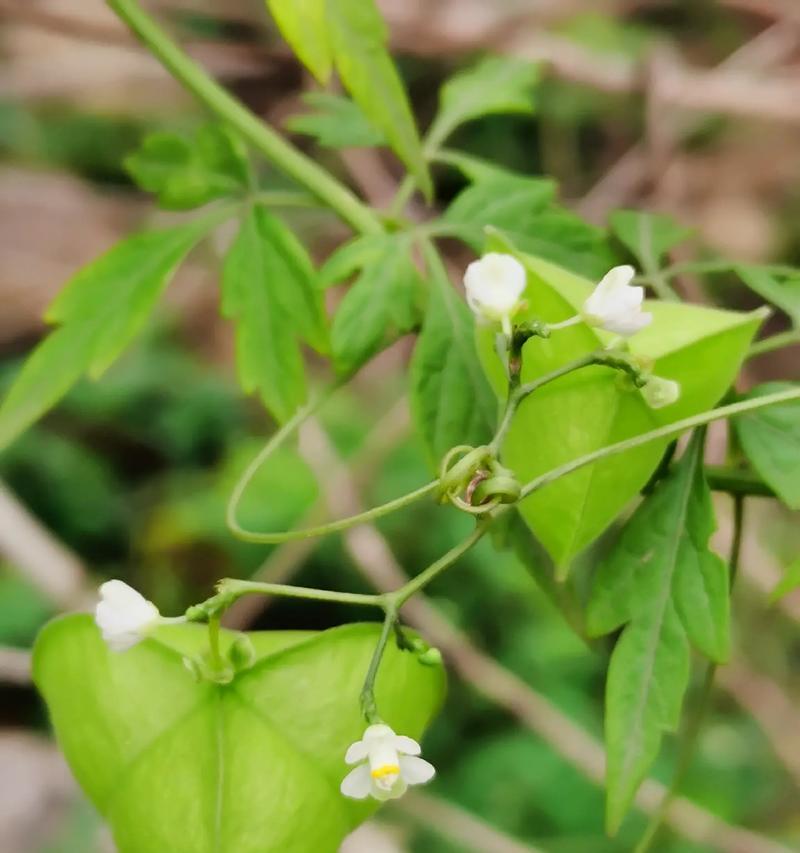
[463, 253, 527, 336]
[642, 376, 680, 409]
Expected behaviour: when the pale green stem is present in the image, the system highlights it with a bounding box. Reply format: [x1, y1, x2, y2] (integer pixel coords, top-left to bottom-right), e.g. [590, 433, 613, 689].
[360, 607, 398, 723]
[207, 615, 223, 669]
[748, 328, 800, 358]
[491, 351, 645, 454]
[218, 579, 383, 609]
[520, 387, 800, 500]
[546, 316, 583, 331]
[108, 0, 381, 235]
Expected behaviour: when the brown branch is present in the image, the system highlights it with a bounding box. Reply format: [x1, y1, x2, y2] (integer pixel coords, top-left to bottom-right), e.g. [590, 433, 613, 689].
[0, 481, 91, 611]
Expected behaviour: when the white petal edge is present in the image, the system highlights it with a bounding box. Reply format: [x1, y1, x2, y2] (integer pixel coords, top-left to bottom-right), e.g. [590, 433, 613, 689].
[344, 740, 369, 765]
[393, 735, 421, 756]
[340, 764, 372, 799]
[399, 755, 436, 785]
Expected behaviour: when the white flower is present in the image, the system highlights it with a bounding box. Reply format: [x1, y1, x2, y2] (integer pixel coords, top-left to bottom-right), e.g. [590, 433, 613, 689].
[582, 265, 652, 337]
[340, 723, 435, 801]
[95, 580, 160, 652]
[642, 376, 681, 409]
[464, 253, 527, 336]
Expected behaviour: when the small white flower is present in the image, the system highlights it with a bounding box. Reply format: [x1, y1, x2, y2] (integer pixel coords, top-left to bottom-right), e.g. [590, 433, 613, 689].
[95, 580, 160, 652]
[340, 723, 435, 801]
[642, 376, 681, 409]
[464, 253, 527, 336]
[582, 265, 652, 337]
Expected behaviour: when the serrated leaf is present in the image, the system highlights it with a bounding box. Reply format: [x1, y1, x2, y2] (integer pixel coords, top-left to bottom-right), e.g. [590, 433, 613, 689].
[587, 434, 728, 832]
[222, 205, 327, 422]
[476, 249, 764, 567]
[429, 56, 539, 147]
[34, 615, 444, 853]
[736, 266, 800, 326]
[286, 92, 385, 149]
[410, 246, 496, 465]
[331, 236, 422, 375]
[0, 219, 215, 452]
[326, 0, 431, 197]
[265, 0, 332, 83]
[444, 174, 555, 232]
[734, 381, 800, 510]
[125, 126, 249, 210]
[443, 175, 614, 279]
[319, 234, 390, 288]
[610, 210, 692, 269]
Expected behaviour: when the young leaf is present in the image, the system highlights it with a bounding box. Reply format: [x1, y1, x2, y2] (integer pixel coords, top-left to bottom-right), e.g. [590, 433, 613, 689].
[325, 0, 431, 197]
[476, 249, 764, 567]
[222, 205, 327, 423]
[265, 0, 332, 83]
[125, 126, 249, 210]
[410, 246, 496, 465]
[444, 174, 555, 234]
[610, 210, 692, 269]
[734, 381, 800, 510]
[587, 433, 729, 832]
[331, 236, 422, 376]
[34, 615, 445, 853]
[286, 92, 385, 149]
[429, 56, 540, 148]
[0, 219, 216, 451]
[736, 266, 800, 326]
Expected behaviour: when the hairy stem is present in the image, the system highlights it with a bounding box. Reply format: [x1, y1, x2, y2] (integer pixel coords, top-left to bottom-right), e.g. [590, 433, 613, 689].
[108, 0, 381, 235]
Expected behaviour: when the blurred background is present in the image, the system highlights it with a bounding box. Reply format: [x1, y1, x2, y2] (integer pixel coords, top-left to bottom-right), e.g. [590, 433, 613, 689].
[1, 1, 800, 851]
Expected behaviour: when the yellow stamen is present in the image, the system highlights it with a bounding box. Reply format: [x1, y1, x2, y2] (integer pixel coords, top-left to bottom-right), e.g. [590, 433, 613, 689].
[371, 764, 400, 779]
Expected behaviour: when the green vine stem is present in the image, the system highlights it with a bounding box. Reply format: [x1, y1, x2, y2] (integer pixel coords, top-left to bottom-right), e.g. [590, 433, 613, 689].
[360, 607, 399, 723]
[519, 385, 800, 500]
[748, 328, 800, 358]
[490, 350, 646, 454]
[108, 0, 381, 236]
[225, 386, 440, 543]
[633, 494, 746, 853]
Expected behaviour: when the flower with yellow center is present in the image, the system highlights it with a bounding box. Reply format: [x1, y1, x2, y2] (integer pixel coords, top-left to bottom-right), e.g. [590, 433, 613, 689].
[340, 724, 435, 801]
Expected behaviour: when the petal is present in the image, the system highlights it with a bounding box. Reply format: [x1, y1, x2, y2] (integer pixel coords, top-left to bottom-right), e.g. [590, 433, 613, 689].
[99, 580, 144, 607]
[340, 764, 372, 799]
[598, 265, 635, 294]
[399, 755, 436, 786]
[344, 740, 369, 765]
[393, 735, 421, 756]
[371, 777, 408, 801]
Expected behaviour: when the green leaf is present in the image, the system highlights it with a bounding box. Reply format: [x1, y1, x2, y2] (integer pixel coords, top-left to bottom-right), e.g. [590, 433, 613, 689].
[34, 615, 444, 853]
[125, 126, 249, 210]
[0, 219, 215, 452]
[476, 248, 764, 567]
[430, 56, 539, 147]
[265, 0, 333, 83]
[734, 381, 800, 510]
[736, 266, 800, 326]
[331, 235, 422, 376]
[410, 247, 496, 465]
[610, 210, 693, 269]
[222, 205, 327, 422]
[326, 0, 431, 197]
[769, 557, 800, 603]
[444, 174, 555, 233]
[286, 92, 385, 148]
[443, 174, 615, 279]
[587, 434, 729, 832]
[319, 234, 390, 288]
